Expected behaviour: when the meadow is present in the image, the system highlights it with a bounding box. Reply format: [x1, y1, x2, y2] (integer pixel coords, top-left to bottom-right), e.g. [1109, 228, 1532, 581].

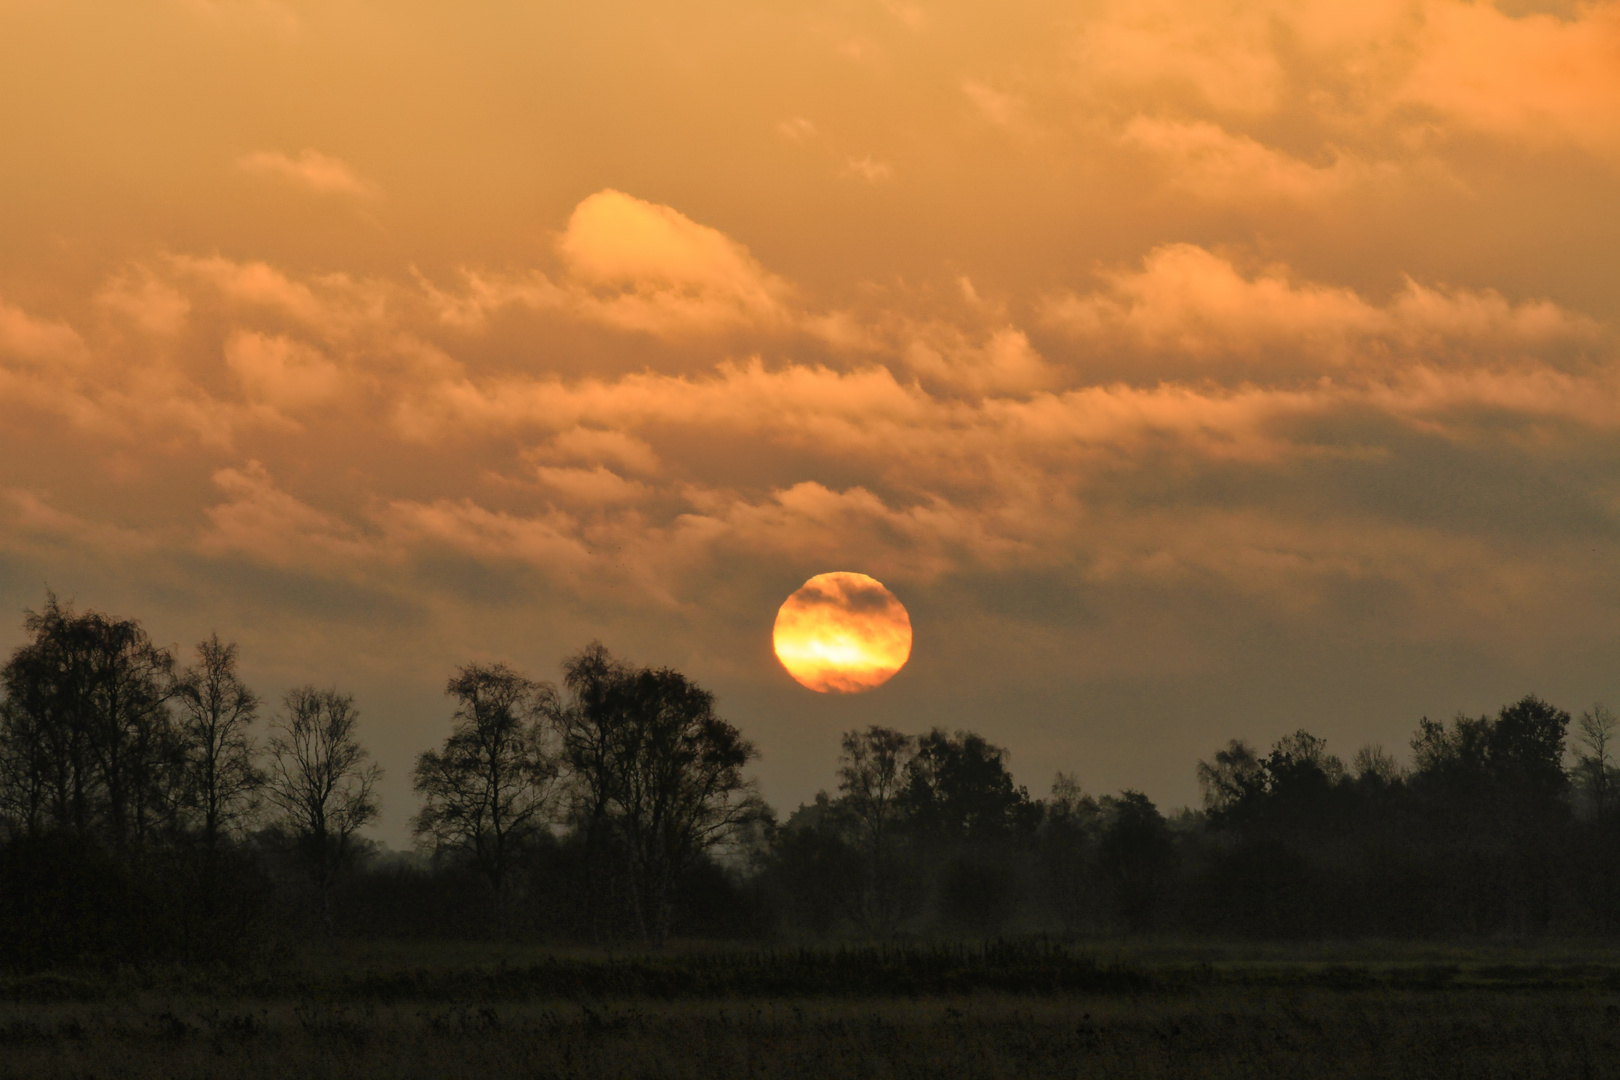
[2, 940, 1619, 1078]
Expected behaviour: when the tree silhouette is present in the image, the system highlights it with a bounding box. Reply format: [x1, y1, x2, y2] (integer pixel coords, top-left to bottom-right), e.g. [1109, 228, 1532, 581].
[174, 634, 263, 850]
[610, 665, 765, 944]
[556, 645, 765, 944]
[556, 642, 638, 941]
[0, 594, 178, 847]
[1096, 791, 1175, 932]
[1574, 704, 1619, 821]
[901, 728, 1036, 843]
[836, 725, 914, 928]
[264, 687, 381, 934]
[413, 662, 559, 928]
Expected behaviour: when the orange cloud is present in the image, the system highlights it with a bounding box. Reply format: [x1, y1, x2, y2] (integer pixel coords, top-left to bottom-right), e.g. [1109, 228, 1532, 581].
[1400, 1, 1620, 158]
[0, 299, 87, 369]
[840, 157, 894, 183]
[1042, 244, 1599, 373]
[224, 331, 346, 415]
[201, 461, 380, 570]
[557, 190, 789, 334]
[1119, 117, 1383, 202]
[238, 149, 376, 197]
[94, 270, 191, 337]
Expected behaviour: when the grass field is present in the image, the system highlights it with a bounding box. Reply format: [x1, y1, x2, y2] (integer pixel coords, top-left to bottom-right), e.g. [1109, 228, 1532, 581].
[2, 940, 1618, 1078]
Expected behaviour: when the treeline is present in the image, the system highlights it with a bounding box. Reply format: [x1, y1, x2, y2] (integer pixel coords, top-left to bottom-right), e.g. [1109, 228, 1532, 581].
[774, 702, 1620, 940]
[3, 595, 1620, 968]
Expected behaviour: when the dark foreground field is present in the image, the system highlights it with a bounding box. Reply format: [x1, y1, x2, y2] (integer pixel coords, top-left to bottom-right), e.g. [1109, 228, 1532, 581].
[3, 941, 1620, 1078]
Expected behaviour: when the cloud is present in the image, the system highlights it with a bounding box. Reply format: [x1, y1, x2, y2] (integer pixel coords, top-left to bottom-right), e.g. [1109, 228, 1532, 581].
[962, 81, 1023, 129]
[532, 465, 650, 506]
[201, 461, 378, 570]
[556, 190, 790, 334]
[94, 270, 192, 337]
[1041, 244, 1599, 375]
[1120, 117, 1383, 202]
[0, 488, 161, 558]
[903, 326, 1056, 395]
[238, 149, 376, 197]
[0, 294, 242, 442]
[171, 255, 348, 327]
[1399, 1, 1620, 159]
[224, 330, 346, 414]
[530, 428, 663, 476]
[881, 0, 925, 31]
[3, 195, 1617, 675]
[1064, 0, 1620, 201]
[841, 157, 894, 183]
[0, 299, 88, 369]
[776, 117, 818, 142]
[1073, 0, 1289, 114]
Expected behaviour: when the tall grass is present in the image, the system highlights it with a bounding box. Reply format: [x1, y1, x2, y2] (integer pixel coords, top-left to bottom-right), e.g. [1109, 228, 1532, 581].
[1, 991, 1617, 1079]
[3, 941, 1619, 1077]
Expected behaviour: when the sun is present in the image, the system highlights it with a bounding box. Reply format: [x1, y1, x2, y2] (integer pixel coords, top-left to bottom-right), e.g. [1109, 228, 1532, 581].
[772, 572, 912, 693]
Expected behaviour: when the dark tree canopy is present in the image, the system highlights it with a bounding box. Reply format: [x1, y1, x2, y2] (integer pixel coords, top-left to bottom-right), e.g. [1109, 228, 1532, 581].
[6, 588, 1620, 955]
[557, 644, 766, 944]
[901, 728, 1037, 843]
[413, 662, 559, 921]
[0, 594, 178, 848]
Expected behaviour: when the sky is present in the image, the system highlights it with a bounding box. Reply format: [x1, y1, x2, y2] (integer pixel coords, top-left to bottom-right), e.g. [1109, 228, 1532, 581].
[3, 0, 1619, 845]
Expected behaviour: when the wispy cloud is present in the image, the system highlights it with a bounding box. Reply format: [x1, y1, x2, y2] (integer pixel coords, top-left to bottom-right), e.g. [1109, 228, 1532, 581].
[841, 156, 894, 183]
[237, 149, 376, 198]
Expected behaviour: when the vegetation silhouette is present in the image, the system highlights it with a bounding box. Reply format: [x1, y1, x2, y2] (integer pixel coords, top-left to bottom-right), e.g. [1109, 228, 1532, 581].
[3, 593, 1620, 967]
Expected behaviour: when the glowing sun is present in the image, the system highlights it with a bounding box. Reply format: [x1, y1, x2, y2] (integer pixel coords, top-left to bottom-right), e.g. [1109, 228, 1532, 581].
[773, 572, 912, 693]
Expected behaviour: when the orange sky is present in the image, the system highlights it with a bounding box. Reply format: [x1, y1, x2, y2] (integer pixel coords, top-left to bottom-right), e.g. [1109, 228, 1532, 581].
[3, 0, 1619, 842]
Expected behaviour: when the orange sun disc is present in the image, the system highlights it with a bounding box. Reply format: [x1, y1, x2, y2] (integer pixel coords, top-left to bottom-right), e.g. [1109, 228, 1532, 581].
[773, 572, 912, 693]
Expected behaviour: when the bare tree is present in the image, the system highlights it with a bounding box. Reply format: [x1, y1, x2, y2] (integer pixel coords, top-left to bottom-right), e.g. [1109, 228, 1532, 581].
[1575, 703, 1619, 820]
[1352, 744, 1403, 786]
[413, 662, 560, 926]
[174, 634, 263, 850]
[836, 725, 914, 928]
[264, 687, 381, 934]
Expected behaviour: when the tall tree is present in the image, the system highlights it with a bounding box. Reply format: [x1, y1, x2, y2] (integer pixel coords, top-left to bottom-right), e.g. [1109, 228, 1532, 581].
[1041, 772, 1104, 933]
[556, 642, 637, 940]
[611, 665, 766, 944]
[174, 634, 263, 850]
[1574, 703, 1619, 821]
[0, 594, 177, 847]
[1199, 730, 1348, 836]
[836, 725, 914, 928]
[557, 645, 765, 944]
[264, 687, 381, 934]
[1196, 738, 1265, 823]
[1410, 696, 1572, 930]
[1096, 790, 1175, 932]
[901, 728, 1035, 843]
[0, 696, 51, 838]
[413, 662, 559, 925]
